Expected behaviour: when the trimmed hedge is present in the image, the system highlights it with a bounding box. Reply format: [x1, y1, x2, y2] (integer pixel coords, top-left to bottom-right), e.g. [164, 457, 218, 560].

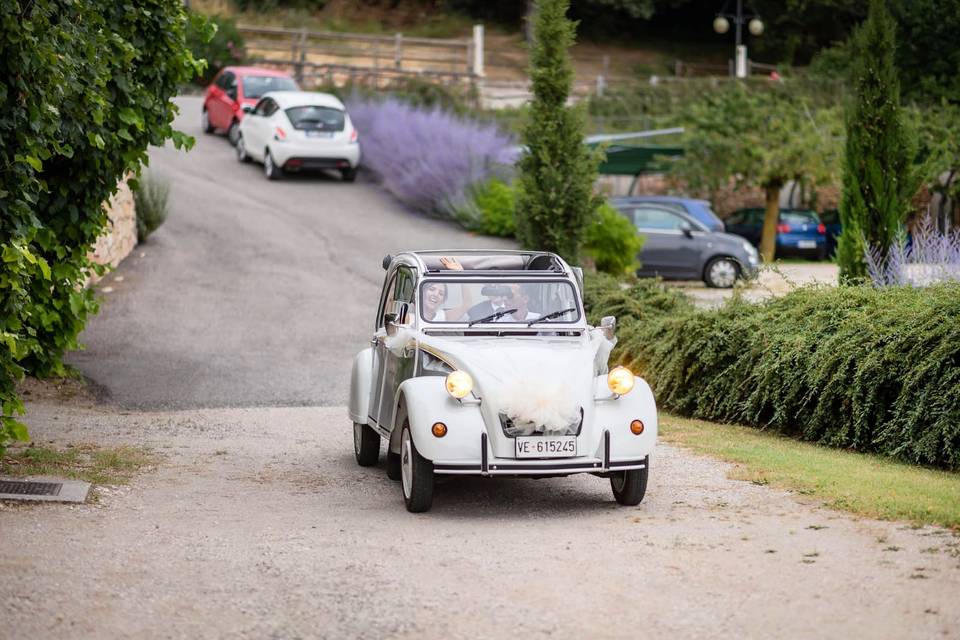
[584, 274, 960, 470]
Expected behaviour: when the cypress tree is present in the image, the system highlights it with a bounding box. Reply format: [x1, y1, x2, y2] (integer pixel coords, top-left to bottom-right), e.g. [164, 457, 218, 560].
[514, 0, 602, 264]
[836, 0, 919, 282]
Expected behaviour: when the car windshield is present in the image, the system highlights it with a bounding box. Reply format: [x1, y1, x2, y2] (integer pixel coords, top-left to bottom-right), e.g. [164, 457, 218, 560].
[419, 280, 581, 325]
[243, 75, 297, 99]
[285, 106, 345, 131]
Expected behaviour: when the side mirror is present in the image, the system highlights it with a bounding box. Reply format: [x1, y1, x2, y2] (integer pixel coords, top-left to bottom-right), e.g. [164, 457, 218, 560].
[227, 89, 238, 101]
[382, 254, 392, 270]
[242, 104, 254, 114]
[600, 315, 616, 340]
[680, 222, 694, 238]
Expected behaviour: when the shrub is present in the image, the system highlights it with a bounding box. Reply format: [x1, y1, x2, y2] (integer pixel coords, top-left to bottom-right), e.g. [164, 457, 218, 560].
[865, 214, 960, 286]
[0, 0, 202, 454]
[134, 173, 172, 243]
[583, 275, 960, 470]
[186, 13, 244, 85]
[456, 177, 517, 237]
[345, 96, 515, 217]
[582, 204, 644, 275]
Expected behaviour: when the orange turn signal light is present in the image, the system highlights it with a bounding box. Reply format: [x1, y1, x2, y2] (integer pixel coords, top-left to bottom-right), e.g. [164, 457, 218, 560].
[630, 419, 645, 435]
[432, 422, 448, 438]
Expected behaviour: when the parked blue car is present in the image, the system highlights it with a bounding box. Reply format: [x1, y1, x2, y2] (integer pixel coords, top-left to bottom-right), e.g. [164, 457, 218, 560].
[611, 196, 725, 232]
[725, 208, 828, 260]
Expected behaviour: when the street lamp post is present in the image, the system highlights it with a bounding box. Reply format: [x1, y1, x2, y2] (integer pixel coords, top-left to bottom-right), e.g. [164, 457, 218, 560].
[713, 0, 764, 79]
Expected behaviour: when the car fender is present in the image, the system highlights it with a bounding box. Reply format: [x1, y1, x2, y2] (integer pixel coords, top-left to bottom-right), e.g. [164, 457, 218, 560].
[592, 374, 658, 461]
[348, 348, 373, 425]
[391, 376, 486, 462]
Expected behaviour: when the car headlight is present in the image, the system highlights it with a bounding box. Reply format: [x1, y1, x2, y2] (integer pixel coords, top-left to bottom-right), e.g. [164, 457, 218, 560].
[607, 366, 635, 396]
[445, 370, 473, 399]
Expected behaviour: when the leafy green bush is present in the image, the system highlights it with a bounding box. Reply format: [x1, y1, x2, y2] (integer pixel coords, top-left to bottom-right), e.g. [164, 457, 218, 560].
[584, 275, 960, 470]
[464, 177, 517, 237]
[186, 13, 244, 85]
[0, 0, 202, 455]
[134, 174, 172, 242]
[583, 204, 644, 275]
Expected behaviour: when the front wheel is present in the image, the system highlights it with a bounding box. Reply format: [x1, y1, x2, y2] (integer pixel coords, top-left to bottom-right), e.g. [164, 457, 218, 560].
[201, 108, 214, 134]
[353, 422, 380, 467]
[227, 120, 240, 146]
[611, 459, 649, 506]
[400, 425, 434, 513]
[236, 135, 250, 163]
[264, 150, 282, 180]
[704, 257, 740, 289]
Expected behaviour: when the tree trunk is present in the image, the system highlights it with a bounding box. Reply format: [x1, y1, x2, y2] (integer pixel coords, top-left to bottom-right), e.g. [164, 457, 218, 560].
[760, 186, 781, 262]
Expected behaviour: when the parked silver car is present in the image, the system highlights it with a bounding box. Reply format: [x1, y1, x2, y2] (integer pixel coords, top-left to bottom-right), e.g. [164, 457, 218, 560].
[613, 202, 760, 288]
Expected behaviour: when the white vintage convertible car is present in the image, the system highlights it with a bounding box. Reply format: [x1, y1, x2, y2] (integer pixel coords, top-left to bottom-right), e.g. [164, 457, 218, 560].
[348, 250, 657, 512]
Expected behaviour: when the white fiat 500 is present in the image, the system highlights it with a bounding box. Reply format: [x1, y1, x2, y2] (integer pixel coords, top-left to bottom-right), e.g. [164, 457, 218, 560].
[349, 251, 658, 512]
[236, 90, 361, 182]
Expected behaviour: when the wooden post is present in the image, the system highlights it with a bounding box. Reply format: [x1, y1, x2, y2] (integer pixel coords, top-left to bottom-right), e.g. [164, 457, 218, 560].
[394, 32, 402, 69]
[294, 28, 307, 84]
[373, 38, 380, 70]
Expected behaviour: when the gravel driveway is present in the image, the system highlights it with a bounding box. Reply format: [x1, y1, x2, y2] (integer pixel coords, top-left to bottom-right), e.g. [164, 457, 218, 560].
[3, 400, 958, 639]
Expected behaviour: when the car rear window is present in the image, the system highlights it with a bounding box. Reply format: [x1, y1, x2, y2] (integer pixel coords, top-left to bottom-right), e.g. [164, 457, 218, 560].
[781, 211, 820, 224]
[285, 106, 345, 132]
[243, 75, 297, 99]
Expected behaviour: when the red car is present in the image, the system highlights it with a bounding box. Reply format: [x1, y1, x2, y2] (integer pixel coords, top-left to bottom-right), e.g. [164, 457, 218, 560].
[202, 66, 299, 145]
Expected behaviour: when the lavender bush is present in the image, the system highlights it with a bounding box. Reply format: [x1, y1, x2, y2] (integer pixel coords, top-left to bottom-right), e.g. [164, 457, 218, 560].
[345, 95, 516, 218]
[864, 213, 960, 286]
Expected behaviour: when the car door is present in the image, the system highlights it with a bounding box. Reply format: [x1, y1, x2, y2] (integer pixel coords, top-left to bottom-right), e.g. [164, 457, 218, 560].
[210, 71, 236, 129]
[243, 98, 274, 161]
[376, 266, 418, 430]
[369, 271, 398, 429]
[633, 207, 702, 277]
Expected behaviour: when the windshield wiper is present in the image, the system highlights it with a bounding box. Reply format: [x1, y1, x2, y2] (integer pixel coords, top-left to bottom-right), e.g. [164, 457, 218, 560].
[527, 307, 577, 326]
[468, 308, 517, 326]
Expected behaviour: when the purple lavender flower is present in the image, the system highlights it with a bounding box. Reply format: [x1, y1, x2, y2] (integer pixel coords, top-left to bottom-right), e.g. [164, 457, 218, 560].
[346, 95, 515, 218]
[864, 213, 960, 286]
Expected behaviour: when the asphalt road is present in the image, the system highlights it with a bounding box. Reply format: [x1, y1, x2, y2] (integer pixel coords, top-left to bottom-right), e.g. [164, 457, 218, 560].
[66, 96, 510, 410]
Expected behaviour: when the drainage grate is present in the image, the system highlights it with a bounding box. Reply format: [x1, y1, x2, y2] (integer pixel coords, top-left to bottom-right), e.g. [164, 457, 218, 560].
[0, 480, 63, 496]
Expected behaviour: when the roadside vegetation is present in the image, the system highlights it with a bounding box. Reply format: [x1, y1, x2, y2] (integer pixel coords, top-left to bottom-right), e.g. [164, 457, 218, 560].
[134, 173, 172, 243]
[0, 1, 204, 455]
[0, 444, 156, 487]
[660, 414, 960, 530]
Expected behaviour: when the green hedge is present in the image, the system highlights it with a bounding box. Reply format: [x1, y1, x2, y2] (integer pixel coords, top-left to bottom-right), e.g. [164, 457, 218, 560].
[584, 274, 960, 470]
[0, 1, 203, 454]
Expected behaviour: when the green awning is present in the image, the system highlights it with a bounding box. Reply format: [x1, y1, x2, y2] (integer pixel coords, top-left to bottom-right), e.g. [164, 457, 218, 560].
[591, 144, 685, 176]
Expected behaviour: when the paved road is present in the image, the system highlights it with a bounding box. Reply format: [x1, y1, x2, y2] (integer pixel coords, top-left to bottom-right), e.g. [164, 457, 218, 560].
[66, 96, 510, 410]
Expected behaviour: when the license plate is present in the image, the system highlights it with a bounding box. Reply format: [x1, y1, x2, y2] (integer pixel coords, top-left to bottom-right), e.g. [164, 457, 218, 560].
[797, 240, 817, 249]
[306, 131, 334, 138]
[515, 435, 576, 459]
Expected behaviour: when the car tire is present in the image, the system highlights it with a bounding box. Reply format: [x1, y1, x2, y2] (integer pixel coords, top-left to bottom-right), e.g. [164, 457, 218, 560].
[704, 256, 740, 289]
[340, 167, 357, 183]
[400, 423, 434, 513]
[236, 135, 250, 163]
[610, 458, 649, 506]
[815, 245, 827, 261]
[227, 120, 240, 146]
[201, 107, 214, 134]
[353, 422, 380, 467]
[386, 449, 401, 481]
[264, 150, 282, 180]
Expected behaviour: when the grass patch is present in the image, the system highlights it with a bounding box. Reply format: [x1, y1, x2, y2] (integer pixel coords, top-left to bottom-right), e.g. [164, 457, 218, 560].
[1, 444, 156, 486]
[660, 413, 960, 530]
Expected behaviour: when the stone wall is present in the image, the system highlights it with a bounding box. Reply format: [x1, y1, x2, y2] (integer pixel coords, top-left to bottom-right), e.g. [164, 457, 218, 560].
[88, 177, 137, 283]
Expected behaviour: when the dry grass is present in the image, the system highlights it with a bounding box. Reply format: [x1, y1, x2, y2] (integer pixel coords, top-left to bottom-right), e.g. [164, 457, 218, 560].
[1, 444, 156, 486]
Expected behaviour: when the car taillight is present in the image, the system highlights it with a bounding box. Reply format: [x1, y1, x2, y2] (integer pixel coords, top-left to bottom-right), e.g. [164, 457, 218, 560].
[776, 224, 791, 233]
[274, 127, 287, 141]
[817, 223, 826, 234]
[350, 129, 358, 142]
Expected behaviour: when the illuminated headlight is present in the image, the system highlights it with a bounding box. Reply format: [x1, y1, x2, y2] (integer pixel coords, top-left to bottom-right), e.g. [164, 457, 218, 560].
[445, 370, 473, 399]
[607, 366, 635, 396]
